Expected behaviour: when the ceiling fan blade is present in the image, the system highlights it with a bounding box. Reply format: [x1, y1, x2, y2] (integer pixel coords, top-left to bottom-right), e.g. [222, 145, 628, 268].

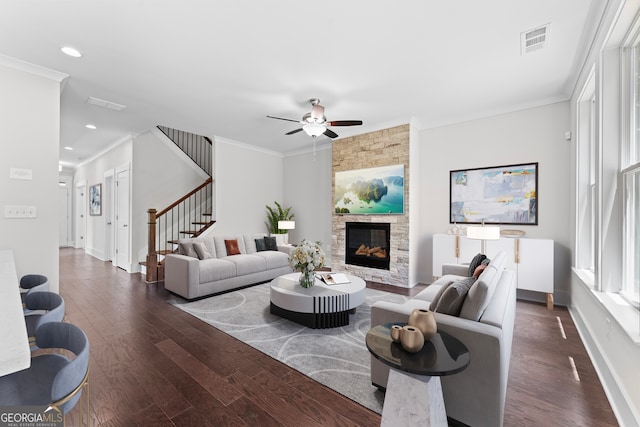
[267, 115, 300, 123]
[323, 128, 339, 138]
[327, 120, 363, 127]
[286, 128, 304, 135]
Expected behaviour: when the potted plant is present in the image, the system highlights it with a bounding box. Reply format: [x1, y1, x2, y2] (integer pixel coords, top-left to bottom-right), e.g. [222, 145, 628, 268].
[265, 201, 294, 244]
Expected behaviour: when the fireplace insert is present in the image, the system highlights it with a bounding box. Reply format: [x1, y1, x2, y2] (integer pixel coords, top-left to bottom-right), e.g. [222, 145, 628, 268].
[345, 222, 390, 270]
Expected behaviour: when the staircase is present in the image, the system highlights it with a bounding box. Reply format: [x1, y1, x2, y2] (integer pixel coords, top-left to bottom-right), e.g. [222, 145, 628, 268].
[145, 127, 214, 283]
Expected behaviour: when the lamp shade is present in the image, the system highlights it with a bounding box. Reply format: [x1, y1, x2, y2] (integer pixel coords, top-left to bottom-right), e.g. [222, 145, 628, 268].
[278, 220, 295, 230]
[466, 225, 500, 240]
[303, 123, 325, 137]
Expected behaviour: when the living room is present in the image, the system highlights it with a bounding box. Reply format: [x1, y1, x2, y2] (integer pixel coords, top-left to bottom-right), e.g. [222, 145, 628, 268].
[1, 1, 639, 426]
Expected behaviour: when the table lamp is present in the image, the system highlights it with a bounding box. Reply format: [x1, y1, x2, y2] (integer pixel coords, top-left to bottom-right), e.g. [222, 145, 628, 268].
[278, 220, 295, 245]
[466, 221, 500, 254]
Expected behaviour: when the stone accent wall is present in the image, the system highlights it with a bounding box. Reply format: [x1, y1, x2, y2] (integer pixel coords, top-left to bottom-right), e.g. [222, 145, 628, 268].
[332, 124, 410, 286]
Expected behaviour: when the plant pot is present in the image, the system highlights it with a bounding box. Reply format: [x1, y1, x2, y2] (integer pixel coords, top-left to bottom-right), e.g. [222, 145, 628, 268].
[408, 308, 437, 341]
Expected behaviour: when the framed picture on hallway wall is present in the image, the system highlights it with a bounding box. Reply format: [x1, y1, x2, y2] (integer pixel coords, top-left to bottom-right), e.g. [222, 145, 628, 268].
[450, 162, 538, 225]
[89, 183, 102, 216]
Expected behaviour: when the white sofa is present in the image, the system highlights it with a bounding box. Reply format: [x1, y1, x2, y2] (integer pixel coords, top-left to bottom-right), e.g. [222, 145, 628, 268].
[164, 234, 293, 299]
[370, 251, 516, 427]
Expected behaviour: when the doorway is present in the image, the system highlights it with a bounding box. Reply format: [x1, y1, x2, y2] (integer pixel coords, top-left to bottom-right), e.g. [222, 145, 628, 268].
[58, 179, 71, 247]
[115, 166, 130, 271]
[104, 171, 115, 262]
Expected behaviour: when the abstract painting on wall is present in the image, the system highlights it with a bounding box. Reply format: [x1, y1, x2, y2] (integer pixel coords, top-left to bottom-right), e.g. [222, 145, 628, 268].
[334, 164, 404, 214]
[450, 162, 538, 225]
[89, 183, 102, 216]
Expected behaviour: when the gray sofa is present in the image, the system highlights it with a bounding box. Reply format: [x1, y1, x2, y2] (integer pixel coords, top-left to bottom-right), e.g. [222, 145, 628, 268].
[370, 250, 516, 427]
[164, 234, 293, 299]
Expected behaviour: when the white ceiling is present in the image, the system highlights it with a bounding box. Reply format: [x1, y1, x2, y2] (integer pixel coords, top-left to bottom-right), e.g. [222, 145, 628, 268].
[0, 1, 598, 169]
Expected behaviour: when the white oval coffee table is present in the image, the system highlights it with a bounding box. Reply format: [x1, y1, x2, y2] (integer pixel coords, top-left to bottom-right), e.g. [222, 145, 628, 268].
[270, 272, 366, 329]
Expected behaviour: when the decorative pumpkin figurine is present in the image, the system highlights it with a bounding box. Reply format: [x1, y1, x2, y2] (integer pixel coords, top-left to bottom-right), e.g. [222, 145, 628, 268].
[390, 324, 403, 343]
[400, 325, 424, 353]
[408, 308, 437, 341]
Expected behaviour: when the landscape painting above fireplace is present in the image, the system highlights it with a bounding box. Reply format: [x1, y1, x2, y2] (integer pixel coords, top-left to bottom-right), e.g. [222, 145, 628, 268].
[334, 164, 404, 214]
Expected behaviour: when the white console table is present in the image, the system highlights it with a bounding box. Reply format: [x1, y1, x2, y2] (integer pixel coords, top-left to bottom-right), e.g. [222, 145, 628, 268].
[433, 233, 554, 309]
[0, 250, 31, 376]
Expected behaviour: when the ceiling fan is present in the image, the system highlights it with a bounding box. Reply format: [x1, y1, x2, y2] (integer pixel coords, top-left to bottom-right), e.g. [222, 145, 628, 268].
[267, 98, 363, 139]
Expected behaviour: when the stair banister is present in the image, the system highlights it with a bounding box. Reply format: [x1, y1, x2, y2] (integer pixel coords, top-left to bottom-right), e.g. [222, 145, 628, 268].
[146, 177, 214, 283]
[155, 177, 212, 218]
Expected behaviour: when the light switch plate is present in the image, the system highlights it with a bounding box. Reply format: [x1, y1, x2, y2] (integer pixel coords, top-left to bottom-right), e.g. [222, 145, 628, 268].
[9, 168, 33, 180]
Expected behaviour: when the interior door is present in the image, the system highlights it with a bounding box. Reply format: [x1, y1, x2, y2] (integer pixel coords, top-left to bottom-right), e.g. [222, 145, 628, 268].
[115, 168, 130, 271]
[104, 174, 114, 262]
[75, 184, 86, 248]
[58, 185, 69, 246]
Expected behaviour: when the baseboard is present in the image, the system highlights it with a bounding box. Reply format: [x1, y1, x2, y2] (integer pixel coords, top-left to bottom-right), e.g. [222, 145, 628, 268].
[85, 247, 106, 261]
[568, 305, 639, 426]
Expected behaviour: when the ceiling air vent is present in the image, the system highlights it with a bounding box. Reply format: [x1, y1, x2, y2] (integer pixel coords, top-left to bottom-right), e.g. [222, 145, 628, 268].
[85, 96, 127, 111]
[521, 23, 551, 55]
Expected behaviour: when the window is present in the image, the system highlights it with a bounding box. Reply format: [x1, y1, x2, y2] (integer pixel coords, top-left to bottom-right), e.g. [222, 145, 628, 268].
[622, 169, 640, 306]
[621, 34, 640, 307]
[576, 71, 597, 285]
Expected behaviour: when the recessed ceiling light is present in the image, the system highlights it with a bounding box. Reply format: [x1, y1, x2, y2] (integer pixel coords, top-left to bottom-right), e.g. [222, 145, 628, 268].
[64, 146, 73, 151]
[60, 46, 82, 58]
[85, 124, 96, 130]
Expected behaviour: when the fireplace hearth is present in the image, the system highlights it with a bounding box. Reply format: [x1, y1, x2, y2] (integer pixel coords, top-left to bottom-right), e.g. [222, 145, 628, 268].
[345, 222, 390, 270]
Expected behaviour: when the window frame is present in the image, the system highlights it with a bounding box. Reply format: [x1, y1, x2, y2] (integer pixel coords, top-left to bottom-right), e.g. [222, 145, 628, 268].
[575, 68, 598, 288]
[620, 28, 640, 308]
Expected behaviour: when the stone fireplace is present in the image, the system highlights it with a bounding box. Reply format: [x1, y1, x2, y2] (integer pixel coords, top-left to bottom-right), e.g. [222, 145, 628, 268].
[345, 222, 390, 270]
[331, 124, 410, 286]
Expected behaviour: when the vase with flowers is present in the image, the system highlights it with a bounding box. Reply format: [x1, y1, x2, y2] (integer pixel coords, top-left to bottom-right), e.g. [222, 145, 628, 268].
[289, 240, 326, 288]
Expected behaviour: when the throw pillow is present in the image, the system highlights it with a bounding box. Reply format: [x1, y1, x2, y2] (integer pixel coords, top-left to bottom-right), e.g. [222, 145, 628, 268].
[224, 239, 241, 256]
[467, 253, 487, 277]
[434, 276, 476, 316]
[428, 279, 456, 311]
[192, 242, 213, 260]
[473, 263, 488, 277]
[255, 238, 267, 252]
[264, 236, 277, 251]
[178, 242, 198, 258]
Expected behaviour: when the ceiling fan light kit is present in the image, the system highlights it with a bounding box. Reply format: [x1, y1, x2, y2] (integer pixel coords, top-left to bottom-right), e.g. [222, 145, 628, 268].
[267, 98, 363, 139]
[303, 122, 325, 137]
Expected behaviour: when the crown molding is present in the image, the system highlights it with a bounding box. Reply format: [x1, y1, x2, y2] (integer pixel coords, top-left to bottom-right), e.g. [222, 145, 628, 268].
[0, 54, 68, 90]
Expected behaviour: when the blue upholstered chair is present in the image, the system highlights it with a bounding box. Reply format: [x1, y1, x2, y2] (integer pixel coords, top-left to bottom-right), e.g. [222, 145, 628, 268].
[0, 322, 90, 423]
[24, 291, 65, 346]
[20, 274, 49, 306]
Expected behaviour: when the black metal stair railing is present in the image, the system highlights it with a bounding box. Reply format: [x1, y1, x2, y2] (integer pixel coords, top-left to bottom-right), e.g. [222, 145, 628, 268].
[157, 125, 212, 176]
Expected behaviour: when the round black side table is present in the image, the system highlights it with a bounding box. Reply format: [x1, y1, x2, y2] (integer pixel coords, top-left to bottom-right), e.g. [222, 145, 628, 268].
[366, 323, 470, 426]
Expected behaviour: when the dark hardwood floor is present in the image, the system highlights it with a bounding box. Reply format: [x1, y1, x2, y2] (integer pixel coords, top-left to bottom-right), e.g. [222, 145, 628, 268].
[59, 248, 618, 426]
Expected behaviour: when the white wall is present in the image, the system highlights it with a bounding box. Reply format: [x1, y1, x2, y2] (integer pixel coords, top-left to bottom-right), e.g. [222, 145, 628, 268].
[416, 102, 572, 303]
[409, 120, 421, 285]
[283, 146, 333, 261]
[74, 138, 133, 261]
[131, 129, 207, 266]
[213, 138, 284, 235]
[0, 60, 65, 292]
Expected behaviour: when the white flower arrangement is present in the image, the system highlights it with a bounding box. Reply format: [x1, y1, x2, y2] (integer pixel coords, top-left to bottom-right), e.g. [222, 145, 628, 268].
[289, 239, 326, 272]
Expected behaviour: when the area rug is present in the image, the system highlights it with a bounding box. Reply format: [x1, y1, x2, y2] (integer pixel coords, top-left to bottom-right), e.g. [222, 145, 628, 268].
[169, 283, 408, 413]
